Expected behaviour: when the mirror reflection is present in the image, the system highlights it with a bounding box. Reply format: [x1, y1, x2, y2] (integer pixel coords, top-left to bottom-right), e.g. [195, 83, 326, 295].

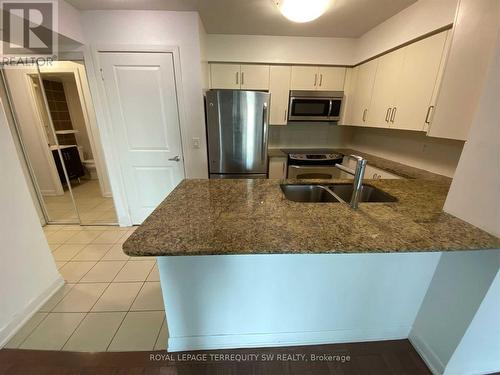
[3, 61, 118, 225]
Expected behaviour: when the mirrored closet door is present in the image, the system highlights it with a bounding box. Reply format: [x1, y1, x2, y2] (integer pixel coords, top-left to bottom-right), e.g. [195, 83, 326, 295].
[3, 61, 118, 225]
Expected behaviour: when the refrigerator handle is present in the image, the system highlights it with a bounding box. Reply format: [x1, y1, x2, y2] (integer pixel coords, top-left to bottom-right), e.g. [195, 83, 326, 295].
[261, 102, 268, 162]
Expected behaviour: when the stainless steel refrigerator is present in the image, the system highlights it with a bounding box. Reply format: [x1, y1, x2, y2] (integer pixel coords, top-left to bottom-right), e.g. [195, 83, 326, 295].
[206, 90, 270, 179]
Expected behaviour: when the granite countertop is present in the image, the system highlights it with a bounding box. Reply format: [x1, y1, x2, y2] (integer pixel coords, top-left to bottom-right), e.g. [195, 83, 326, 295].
[124, 152, 499, 256]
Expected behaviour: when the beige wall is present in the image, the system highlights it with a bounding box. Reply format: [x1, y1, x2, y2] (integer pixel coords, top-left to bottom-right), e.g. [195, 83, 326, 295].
[444, 33, 500, 237]
[0, 97, 62, 346]
[346, 127, 464, 178]
[354, 0, 459, 63]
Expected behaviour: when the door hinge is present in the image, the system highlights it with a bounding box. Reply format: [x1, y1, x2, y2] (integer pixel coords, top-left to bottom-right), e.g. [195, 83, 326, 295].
[99, 68, 104, 81]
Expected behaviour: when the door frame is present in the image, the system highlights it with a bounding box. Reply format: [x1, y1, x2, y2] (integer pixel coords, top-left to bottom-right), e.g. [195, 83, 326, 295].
[84, 45, 187, 226]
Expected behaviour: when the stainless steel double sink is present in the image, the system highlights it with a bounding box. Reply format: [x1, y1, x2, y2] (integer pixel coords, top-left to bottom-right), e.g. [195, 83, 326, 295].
[280, 183, 397, 203]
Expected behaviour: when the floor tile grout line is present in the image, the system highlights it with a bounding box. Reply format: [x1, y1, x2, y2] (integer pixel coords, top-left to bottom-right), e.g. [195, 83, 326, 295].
[106, 261, 158, 351]
[60, 281, 111, 351]
[104, 278, 146, 352]
[14, 312, 51, 349]
[153, 318, 167, 351]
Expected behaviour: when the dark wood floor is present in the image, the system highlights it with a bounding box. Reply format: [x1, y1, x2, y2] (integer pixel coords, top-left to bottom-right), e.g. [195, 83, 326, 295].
[0, 339, 430, 375]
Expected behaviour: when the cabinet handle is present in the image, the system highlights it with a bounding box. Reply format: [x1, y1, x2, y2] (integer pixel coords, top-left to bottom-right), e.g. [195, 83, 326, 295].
[425, 105, 435, 124]
[236, 72, 239, 85]
[362, 109, 367, 122]
[241, 72, 245, 85]
[314, 73, 317, 87]
[390, 107, 397, 123]
[319, 74, 323, 87]
[385, 107, 392, 122]
[284, 109, 287, 122]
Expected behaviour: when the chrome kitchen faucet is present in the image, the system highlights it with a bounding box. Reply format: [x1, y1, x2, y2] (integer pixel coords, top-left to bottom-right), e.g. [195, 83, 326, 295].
[334, 155, 367, 209]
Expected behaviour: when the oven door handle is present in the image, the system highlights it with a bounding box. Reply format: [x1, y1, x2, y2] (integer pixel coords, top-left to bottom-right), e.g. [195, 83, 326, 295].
[289, 165, 337, 169]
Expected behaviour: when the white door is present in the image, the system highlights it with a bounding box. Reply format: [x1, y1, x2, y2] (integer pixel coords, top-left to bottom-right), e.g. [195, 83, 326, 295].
[210, 63, 241, 89]
[290, 66, 319, 90]
[269, 65, 291, 125]
[99, 52, 185, 224]
[393, 31, 448, 131]
[240, 64, 270, 90]
[367, 49, 404, 128]
[349, 59, 378, 125]
[317, 67, 346, 91]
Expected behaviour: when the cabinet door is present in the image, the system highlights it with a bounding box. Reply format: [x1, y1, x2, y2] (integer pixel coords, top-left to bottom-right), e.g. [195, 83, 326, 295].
[210, 64, 240, 89]
[340, 67, 358, 125]
[366, 49, 404, 128]
[290, 66, 319, 90]
[364, 165, 401, 180]
[240, 64, 270, 90]
[268, 157, 287, 179]
[349, 59, 378, 125]
[317, 67, 346, 91]
[269, 66, 291, 125]
[393, 32, 448, 131]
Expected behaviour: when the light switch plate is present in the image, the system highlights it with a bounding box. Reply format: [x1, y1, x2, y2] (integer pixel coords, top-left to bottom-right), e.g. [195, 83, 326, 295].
[192, 137, 201, 149]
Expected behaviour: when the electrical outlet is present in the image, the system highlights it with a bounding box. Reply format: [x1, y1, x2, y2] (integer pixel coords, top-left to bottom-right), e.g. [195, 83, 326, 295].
[192, 137, 201, 149]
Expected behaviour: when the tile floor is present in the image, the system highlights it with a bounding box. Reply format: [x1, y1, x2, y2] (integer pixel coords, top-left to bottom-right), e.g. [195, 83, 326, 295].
[43, 179, 118, 224]
[5, 225, 167, 352]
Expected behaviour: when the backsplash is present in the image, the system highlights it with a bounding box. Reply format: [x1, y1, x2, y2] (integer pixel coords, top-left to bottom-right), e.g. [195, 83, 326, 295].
[346, 127, 465, 178]
[268, 123, 352, 149]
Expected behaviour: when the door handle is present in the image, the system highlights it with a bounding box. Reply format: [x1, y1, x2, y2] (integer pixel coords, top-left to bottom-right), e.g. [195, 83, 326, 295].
[362, 109, 367, 122]
[236, 72, 239, 85]
[261, 103, 268, 161]
[425, 106, 435, 124]
[169, 155, 181, 162]
[241, 72, 245, 85]
[283, 109, 287, 122]
[319, 74, 323, 87]
[385, 107, 392, 122]
[390, 107, 397, 123]
[314, 73, 317, 87]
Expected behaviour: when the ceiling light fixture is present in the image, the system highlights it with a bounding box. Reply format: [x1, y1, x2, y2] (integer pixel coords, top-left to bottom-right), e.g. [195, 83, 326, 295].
[274, 0, 331, 23]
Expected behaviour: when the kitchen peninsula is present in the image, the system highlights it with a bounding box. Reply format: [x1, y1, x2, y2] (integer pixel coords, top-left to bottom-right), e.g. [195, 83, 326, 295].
[123, 151, 500, 354]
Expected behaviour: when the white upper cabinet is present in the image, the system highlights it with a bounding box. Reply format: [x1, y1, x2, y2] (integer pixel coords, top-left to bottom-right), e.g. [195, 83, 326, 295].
[348, 59, 378, 126]
[210, 64, 269, 90]
[428, 0, 500, 141]
[317, 67, 346, 91]
[291, 66, 346, 91]
[342, 30, 448, 132]
[240, 64, 270, 90]
[366, 49, 404, 128]
[210, 64, 240, 89]
[290, 66, 319, 90]
[392, 31, 448, 131]
[269, 66, 291, 125]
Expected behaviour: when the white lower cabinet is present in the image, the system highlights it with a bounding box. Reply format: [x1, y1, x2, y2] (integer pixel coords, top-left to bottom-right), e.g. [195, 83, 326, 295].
[364, 165, 401, 180]
[268, 156, 287, 179]
[341, 157, 401, 180]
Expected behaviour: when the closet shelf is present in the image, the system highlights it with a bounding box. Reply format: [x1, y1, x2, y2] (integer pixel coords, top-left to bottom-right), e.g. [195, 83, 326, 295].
[55, 130, 79, 135]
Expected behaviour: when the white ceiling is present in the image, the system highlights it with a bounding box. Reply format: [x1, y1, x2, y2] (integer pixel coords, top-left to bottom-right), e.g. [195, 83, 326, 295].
[66, 0, 418, 38]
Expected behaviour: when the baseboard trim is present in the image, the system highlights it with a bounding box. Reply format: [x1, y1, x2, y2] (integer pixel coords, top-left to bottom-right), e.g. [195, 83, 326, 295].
[167, 326, 410, 352]
[0, 276, 64, 347]
[408, 331, 445, 375]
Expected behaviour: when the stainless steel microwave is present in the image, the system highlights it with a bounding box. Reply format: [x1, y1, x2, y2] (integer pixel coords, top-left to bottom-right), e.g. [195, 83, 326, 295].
[288, 90, 344, 122]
